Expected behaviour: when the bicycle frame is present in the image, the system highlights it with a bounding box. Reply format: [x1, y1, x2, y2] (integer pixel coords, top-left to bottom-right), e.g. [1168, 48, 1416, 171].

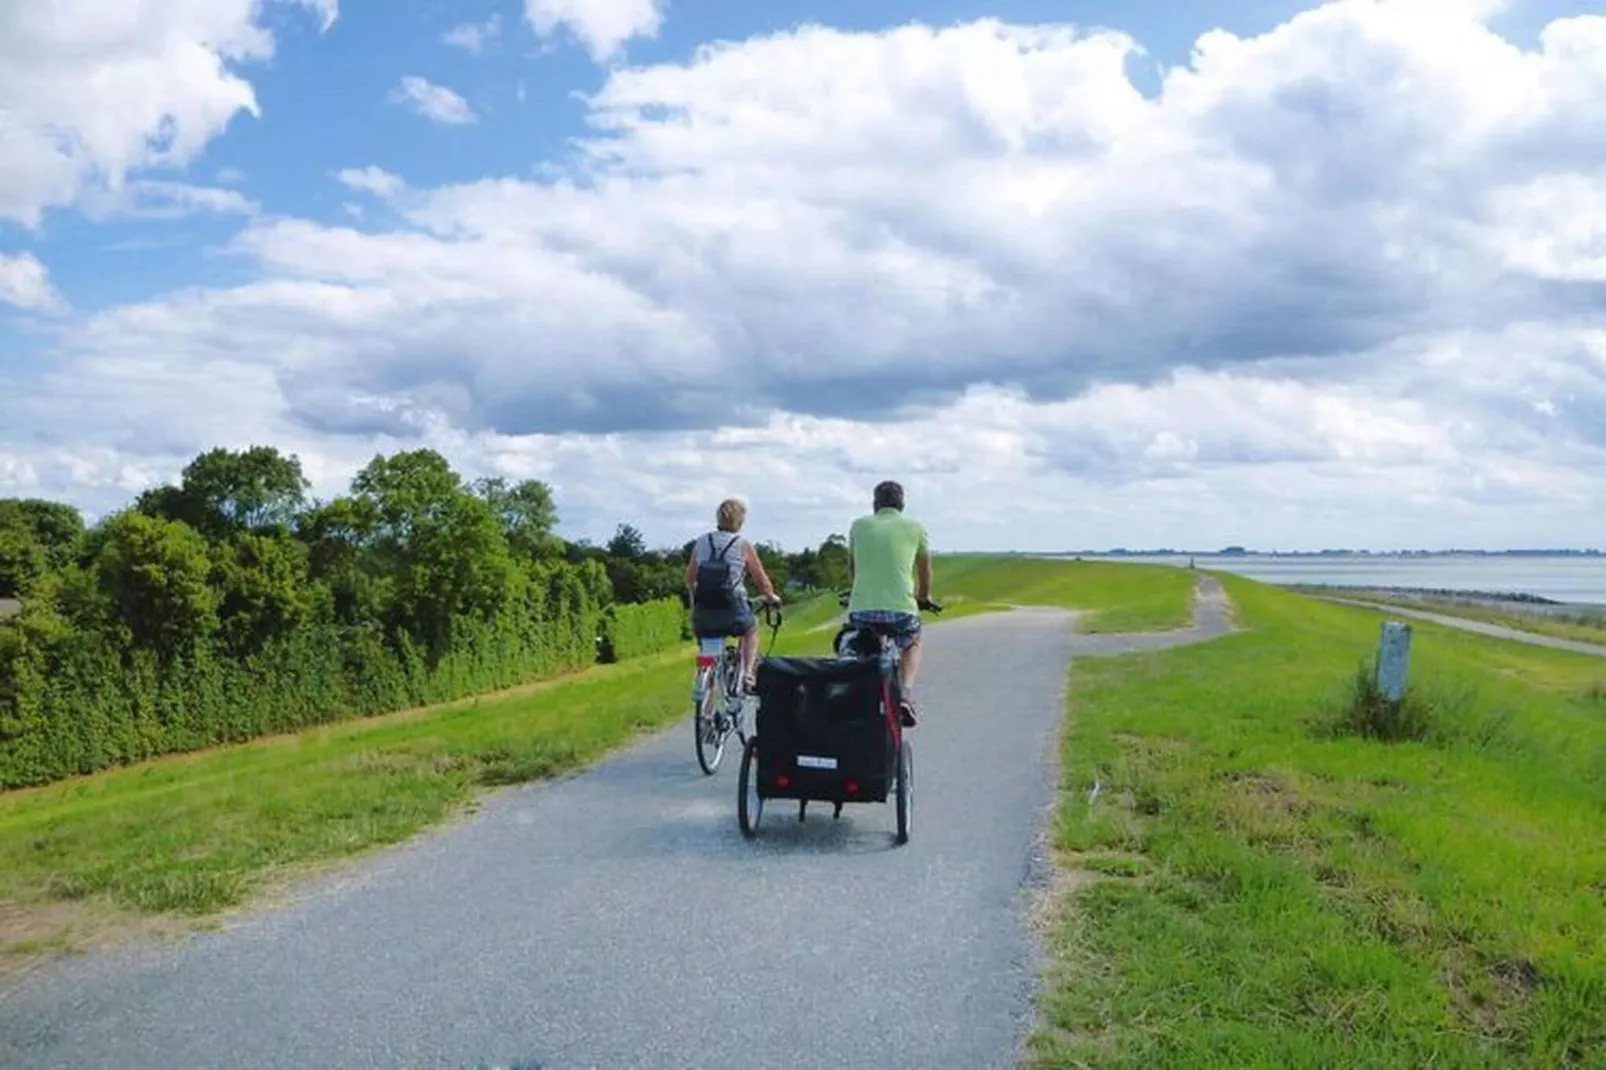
[691, 598, 783, 774]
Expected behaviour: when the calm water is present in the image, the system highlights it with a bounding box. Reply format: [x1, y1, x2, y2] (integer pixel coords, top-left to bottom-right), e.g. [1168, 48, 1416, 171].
[1064, 554, 1606, 606]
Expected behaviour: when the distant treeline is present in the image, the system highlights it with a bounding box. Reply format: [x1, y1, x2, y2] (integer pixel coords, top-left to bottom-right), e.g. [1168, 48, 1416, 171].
[0, 446, 852, 790]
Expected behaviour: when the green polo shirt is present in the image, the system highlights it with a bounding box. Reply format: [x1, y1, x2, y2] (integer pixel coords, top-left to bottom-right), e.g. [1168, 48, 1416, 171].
[847, 508, 929, 614]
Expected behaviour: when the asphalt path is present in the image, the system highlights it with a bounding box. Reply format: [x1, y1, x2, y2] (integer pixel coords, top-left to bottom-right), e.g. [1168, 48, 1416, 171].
[0, 580, 1234, 1070]
[1320, 597, 1606, 658]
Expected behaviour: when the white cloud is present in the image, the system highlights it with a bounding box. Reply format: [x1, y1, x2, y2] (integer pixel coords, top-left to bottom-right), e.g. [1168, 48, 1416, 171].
[291, 0, 340, 34]
[81, 179, 259, 221]
[7, 1, 1606, 551]
[389, 76, 478, 125]
[525, 0, 664, 62]
[0, 253, 64, 312]
[0, 0, 333, 228]
[336, 166, 408, 199]
[445, 14, 503, 54]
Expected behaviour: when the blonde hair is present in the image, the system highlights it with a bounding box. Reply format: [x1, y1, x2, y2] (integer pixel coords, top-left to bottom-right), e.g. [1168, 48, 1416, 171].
[716, 498, 747, 533]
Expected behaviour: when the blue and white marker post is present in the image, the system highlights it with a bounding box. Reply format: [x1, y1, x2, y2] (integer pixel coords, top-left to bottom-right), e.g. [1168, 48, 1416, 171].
[1375, 620, 1413, 710]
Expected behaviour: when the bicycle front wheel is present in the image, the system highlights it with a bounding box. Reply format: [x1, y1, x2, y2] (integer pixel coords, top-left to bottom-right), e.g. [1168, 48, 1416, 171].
[694, 666, 728, 775]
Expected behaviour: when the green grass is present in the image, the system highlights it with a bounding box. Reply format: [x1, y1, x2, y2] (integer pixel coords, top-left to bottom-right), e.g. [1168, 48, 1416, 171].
[933, 555, 1197, 632]
[1029, 575, 1606, 1069]
[0, 593, 847, 953]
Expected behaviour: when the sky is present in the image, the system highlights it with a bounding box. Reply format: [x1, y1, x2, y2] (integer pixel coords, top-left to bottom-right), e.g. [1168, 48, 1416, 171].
[3, 0, 1606, 554]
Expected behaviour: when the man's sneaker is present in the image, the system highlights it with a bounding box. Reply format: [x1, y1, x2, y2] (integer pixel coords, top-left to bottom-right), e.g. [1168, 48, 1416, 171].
[898, 698, 918, 727]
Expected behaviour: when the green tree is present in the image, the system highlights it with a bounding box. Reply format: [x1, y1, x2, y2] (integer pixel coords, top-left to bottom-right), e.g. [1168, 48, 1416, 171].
[139, 446, 310, 538]
[753, 541, 791, 592]
[817, 534, 851, 590]
[351, 449, 462, 542]
[472, 476, 562, 559]
[211, 533, 316, 658]
[350, 450, 515, 654]
[0, 515, 46, 598]
[93, 511, 220, 655]
[297, 495, 388, 626]
[0, 499, 85, 567]
[606, 523, 648, 561]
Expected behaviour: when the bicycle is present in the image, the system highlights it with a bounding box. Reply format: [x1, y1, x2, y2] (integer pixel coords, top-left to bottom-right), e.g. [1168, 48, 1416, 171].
[692, 597, 783, 775]
[736, 590, 940, 845]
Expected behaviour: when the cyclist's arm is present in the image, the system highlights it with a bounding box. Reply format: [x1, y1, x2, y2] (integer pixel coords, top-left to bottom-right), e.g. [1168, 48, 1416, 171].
[684, 551, 698, 595]
[915, 531, 933, 604]
[743, 541, 779, 601]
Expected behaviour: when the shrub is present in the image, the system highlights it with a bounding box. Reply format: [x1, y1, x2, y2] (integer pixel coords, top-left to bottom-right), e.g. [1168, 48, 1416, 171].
[600, 597, 687, 663]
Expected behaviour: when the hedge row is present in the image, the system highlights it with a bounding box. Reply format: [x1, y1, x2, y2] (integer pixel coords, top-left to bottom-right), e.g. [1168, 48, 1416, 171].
[0, 563, 611, 790]
[599, 596, 689, 663]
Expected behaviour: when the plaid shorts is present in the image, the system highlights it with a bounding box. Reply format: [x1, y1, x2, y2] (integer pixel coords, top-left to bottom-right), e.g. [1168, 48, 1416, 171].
[846, 610, 922, 651]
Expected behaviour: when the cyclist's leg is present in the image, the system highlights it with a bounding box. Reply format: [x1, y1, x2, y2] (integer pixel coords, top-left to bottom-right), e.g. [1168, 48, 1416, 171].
[735, 612, 760, 690]
[892, 614, 924, 721]
[899, 630, 923, 690]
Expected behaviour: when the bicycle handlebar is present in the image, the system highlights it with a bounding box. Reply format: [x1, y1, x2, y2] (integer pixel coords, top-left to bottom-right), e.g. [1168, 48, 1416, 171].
[834, 589, 943, 614]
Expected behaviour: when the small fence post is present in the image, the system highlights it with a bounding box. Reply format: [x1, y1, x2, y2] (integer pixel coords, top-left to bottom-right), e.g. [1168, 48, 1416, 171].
[1375, 621, 1413, 706]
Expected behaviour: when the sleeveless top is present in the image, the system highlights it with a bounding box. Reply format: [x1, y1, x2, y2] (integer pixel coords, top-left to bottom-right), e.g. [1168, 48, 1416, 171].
[693, 530, 749, 592]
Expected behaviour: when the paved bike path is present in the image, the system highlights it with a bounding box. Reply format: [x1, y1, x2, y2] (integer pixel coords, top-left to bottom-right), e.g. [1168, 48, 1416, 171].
[0, 582, 1233, 1070]
[1319, 597, 1606, 658]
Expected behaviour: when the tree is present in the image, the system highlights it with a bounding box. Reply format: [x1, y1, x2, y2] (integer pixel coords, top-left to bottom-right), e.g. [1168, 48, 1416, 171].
[93, 511, 219, 655]
[753, 541, 792, 592]
[349, 450, 516, 654]
[211, 533, 315, 657]
[297, 496, 388, 627]
[606, 523, 648, 561]
[136, 447, 309, 539]
[184, 446, 310, 534]
[472, 477, 562, 560]
[817, 534, 851, 590]
[351, 449, 462, 543]
[0, 514, 46, 598]
[0, 499, 84, 567]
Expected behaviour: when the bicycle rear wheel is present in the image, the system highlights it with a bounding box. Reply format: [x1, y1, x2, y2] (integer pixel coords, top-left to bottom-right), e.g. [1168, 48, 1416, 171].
[738, 737, 764, 837]
[694, 666, 728, 775]
[894, 738, 913, 845]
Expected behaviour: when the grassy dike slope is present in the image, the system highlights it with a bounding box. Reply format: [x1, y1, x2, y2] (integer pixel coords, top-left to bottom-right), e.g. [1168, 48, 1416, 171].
[1029, 573, 1606, 1069]
[934, 556, 1197, 632]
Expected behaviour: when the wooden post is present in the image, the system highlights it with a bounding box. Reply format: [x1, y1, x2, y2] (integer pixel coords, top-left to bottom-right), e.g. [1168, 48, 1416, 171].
[1376, 621, 1413, 704]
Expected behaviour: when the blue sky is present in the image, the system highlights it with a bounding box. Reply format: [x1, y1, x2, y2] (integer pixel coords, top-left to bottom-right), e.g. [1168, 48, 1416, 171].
[3, 0, 1606, 552]
[19, 0, 1580, 314]
[23, 1, 1332, 312]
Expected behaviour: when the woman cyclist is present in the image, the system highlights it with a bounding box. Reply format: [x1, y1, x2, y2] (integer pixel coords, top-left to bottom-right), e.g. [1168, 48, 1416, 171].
[685, 498, 781, 692]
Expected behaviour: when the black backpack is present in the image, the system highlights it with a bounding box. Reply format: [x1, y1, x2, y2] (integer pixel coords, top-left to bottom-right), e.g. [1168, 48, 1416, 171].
[692, 533, 743, 610]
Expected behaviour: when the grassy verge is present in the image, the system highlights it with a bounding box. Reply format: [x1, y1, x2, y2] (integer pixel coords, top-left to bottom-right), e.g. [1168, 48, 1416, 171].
[1028, 575, 1606, 1068]
[0, 594, 847, 966]
[934, 556, 1197, 632]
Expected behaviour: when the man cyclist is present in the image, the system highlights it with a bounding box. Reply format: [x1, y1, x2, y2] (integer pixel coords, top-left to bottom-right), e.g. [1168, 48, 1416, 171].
[845, 480, 935, 726]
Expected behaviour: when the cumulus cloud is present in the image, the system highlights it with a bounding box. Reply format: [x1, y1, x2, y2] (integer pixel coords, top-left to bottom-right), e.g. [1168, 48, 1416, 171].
[389, 76, 478, 125]
[7, 0, 1606, 550]
[0, 0, 332, 228]
[0, 253, 64, 312]
[445, 14, 502, 54]
[525, 0, 664, 61]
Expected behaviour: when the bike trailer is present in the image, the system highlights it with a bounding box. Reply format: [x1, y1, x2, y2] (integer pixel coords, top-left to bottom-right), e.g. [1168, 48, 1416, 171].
[751, 654, 898, 805]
